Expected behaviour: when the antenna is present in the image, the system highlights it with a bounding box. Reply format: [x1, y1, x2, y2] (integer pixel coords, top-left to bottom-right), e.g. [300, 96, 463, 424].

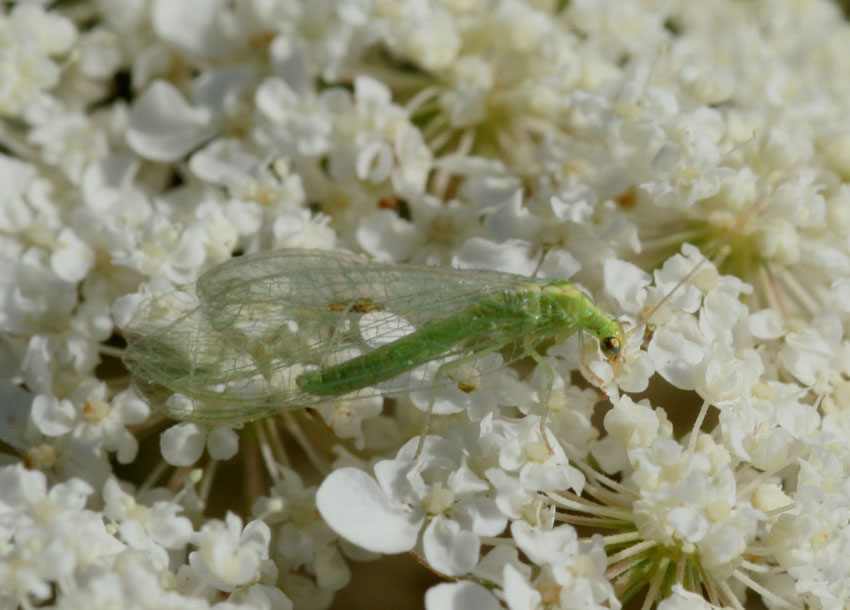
[639, 248, 711, 327]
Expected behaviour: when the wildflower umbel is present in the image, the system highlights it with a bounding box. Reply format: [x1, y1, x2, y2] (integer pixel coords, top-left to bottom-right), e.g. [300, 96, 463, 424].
[1, 1, 850, 609]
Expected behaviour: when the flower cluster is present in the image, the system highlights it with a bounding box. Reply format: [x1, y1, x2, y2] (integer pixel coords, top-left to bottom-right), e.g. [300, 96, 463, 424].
[2, 1, 850, 609]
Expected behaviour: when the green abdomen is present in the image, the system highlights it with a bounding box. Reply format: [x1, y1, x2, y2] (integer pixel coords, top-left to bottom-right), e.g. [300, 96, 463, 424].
[295, 310, 494, 396]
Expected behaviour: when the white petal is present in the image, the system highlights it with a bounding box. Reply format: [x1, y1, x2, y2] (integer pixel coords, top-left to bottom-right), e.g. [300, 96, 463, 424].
[422, 517, 480, 576]
[206, 426, 239, 461]
[604, 395, 660, 449]
[537, 248, 581, 280]
[356, 210, 425, 262]
[374, 457, 429, 503]
[0, 382, 35, 449]
[255, 77, 298, 124]
[831, 278, 850, 313]
[81, 155, 142, 213]
[227, 585, 293, 610]
[31, 394, 75, 436]
[316, 467, 423, 553]
[503, 563, 542, 610]
[354, 76, 392, 107]
[313, 545, 351, 591]
[483, 190, 545, 242]
[0, 463, 47, 508]
[510, 520, 578, 565]
[550, 190, 594, 223]
[425, 582, 501, 610]
[657, 585, 717, 610]
[452, 497, 507, 537]
[648, 326, 704, 390]
[113, 429, 140, 464]
[603, 258, 650, 313]
[356, 140, 394, 184]
[160, 422, 206, 466]
[452, 238, 539, 275]
[77, 28, 122, 79]
[14, 5, 77, 54]
[748, 309, 785, 339]
[50, 227, 95, 283]
[667, 506, 709, 542]
[126, 80, 216, 161]
[447, 459, 489, 495]
[112, 389, 150, 426]
[615, 349, 655, 394]
[473, 545, 526, 585]
[151, 0, 241, 59]
[409, 384, 470, 416]
[189, 138, 260, 185]
[778, 329, 832, 386]
[589, 436, 629, 475]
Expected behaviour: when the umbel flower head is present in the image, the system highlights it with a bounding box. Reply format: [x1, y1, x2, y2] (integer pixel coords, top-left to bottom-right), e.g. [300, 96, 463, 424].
[2, 1, 850, 609]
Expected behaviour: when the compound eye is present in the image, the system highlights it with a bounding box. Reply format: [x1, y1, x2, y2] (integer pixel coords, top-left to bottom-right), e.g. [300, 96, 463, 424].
[601, 336, 621, 358]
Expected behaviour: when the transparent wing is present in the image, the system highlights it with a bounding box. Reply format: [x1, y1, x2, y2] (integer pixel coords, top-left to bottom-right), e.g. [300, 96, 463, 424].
[123, 249, 549, 424]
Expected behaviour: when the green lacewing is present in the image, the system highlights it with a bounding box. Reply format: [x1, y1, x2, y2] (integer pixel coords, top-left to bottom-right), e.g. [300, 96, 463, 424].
[123, 249, 624, 439]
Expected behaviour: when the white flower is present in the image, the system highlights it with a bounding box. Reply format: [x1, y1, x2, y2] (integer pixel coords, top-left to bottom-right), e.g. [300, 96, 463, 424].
[150, 0, 244, 60]
[4, 0, 850, 608]
[778, 314, 840, 387]
[509, 522, 618, 610]
[656, 585, 722, 610]
[0, 4, 76, 118]
[481, 415, 585, 495]
[30, 382, 149, 465]
[28, 111, 110, 182]
[0, 464, 124, 607]
[766, 445, 850, 608]
[216, 584, 293, 610]
[114, 203, 235, 283]
[54, 549, 218, 610]
[376, 2, 460, 72]
[311, 394, 383, 450]
[316, 466, 423, 555]
[189, 513, 272, 592]
[160, 422, 239, 466]
[127, 80, 219, 162]
[630, 435, 763, 577]
[452, 238, 541, 276]
[748, 309, 786, 340]
[252, 467, 352, 595]
[425, 581, 501, 610]
[103, 477, 193, 561]
[318, 436, 506, 577]
[254, 77, 332, 157]
[603, 394, 672, 451]
[719, 381, 817, 469]
[356, 209, 425, 261]
[50, 227, 96, 283]
[273, 208, 337, 251]
[75, 27, 123, 81]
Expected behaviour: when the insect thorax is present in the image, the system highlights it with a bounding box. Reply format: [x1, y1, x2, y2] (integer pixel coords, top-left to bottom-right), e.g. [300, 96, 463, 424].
[538, 281, 622, 343]
[471, 281, 585, 334]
